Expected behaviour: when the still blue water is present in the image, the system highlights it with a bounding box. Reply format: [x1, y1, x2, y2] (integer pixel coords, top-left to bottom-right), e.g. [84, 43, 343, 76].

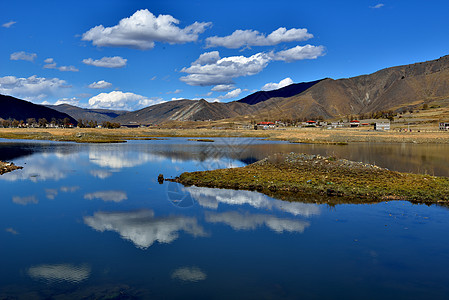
[1, 138, 449, 299]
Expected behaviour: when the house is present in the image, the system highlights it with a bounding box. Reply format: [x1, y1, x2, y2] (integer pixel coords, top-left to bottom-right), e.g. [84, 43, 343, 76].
[255, 122, 276, 130]
[304, 120, 317, 127]
[439, 122, 449, 131]
[350, 120, 360, 127]
[374, 121, 390, 131]
[330, 122, 344, 128]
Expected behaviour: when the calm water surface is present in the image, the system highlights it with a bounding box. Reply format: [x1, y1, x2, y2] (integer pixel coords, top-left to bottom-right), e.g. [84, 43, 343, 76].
[1, 138, 449, 299]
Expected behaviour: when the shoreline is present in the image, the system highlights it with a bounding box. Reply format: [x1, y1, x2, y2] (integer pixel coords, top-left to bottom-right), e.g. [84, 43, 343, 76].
[168, 153, 449, 205]
[0, 127, 448, 144]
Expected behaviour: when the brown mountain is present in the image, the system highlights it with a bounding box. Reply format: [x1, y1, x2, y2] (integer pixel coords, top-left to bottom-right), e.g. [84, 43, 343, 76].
[113, 99, 257, 125]
[46, 104, 128, 123]
[260, 55, 449, 120]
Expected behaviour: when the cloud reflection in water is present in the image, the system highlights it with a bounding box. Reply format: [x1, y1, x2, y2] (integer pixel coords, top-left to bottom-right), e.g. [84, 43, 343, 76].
[84, 210, 206, 249]
[205, 211, 310, 233]
[186, 186, 320, 217]
[27, 263, 91, 283]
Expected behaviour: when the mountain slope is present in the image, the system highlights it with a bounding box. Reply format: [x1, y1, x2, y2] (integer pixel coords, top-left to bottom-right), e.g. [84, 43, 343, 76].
[113, 99, 257, 124]
[237, 79, 325, 105]
[0, 94, 77, 124]
[46, 104, 128, 123]
[252, 55, 449, 120]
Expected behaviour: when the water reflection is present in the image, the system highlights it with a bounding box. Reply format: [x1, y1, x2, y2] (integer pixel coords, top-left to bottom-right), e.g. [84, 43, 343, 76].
[185, 186, 320, 217]
[90, 169, 113, 179]
[84, 190, 128, 202]
[84, 210, 206, 249]
[171, 266, 207, 282]
[12, 195, 38, 205]
[0, 156, 70, 182]
[205, 211, 310, 233]
[27, 263, 91, 283]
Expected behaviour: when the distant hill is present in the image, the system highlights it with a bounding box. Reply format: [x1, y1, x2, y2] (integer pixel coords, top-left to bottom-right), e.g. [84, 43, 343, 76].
[113, 99, 257, 125]
[0, 94, 77, 124]
[46, 104, 128, 123]
[237, 79, 325, 105]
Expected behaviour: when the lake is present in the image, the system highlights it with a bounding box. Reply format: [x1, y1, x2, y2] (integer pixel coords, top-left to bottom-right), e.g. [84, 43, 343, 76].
[1, 137, 449, 299]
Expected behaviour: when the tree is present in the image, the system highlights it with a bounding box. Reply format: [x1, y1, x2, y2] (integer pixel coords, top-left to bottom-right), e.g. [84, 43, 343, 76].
[38, 118, 48, 128]
[26, 118, 36, 127]
[63, 118, 71, 127]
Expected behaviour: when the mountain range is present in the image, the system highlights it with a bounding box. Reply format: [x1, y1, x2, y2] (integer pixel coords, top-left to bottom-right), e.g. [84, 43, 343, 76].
[2, 54, 449, 125]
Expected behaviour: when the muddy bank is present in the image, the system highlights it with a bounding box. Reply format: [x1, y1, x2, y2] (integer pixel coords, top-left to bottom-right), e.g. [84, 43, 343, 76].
[0, 161, 23, 175]
[169, 153, 449, 205]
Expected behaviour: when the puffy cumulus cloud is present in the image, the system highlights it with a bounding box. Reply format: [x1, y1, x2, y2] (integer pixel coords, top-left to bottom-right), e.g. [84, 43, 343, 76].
[82, 9, 211, 50]
[181, 46, 324, 86]
[88, 147, 165, 169]
[88, 80, 113, 89]
[88, 91, 163, 110]
[12, 195, 38, 205]
[84, 190, 128, 202]
[10, 51, 37, 62]
[54, 97, 79, 106]
[180, 51, 271, 86]
[84, 209, 206, 249]
[2, 21, 16, 28]
[206, 27, 313, 49]
[28, 264, 91, 283]
[262, 77, 294, 91]
[218, 88, 242, 100]
[0, 75, 68, 101]
[211, 84, 234, 92]
[43, 58, 79, 72]
[171, 267, 207, 282]
[82, 56, 127, 68]
[272, 45, 325, 62]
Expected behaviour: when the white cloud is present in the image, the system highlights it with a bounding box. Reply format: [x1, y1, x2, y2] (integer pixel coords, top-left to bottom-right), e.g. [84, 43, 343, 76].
[28, 264, 91, 283]
[167, 89, 182, 94]
[10, 51, 37, 62]
[211, 84, 235, 92]
[218, 88, 242, 100]
[82, 9, 211, 50]
[206, 27, 313, 49]
[12, 195, 38, 205]
[2, 21, 16, 28]
[88, 80, 113, 89]
[171, 97, 185, 101]
[171, 267, 207, 282]
[82, 56, 127, 68]
[54, 97, 79, 106]
[181, 46, 324, 86]
[0, 75, 69, 101]
[180, 51, 271, 86]
[84, 190, 128, 202]
[88, 91, 163, 110]
[84, 210, 206, 249]
[370, 3, 384, 8]
[262, 77, 293, 91]
[45, 189, 58, 200]
[272, 45, 325, 62]
[43, 58, 79, 72]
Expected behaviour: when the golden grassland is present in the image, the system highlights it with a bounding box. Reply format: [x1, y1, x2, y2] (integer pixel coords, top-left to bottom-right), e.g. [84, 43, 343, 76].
[0, 126, 448, 144]
[170, 153, 449, 205]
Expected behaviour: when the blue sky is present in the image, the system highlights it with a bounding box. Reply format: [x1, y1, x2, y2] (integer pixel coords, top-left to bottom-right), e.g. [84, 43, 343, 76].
[1, 0, 448, 111]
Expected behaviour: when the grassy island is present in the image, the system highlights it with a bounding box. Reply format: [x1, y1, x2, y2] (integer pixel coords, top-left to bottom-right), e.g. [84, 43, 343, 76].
[169, 153, 449, 205]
